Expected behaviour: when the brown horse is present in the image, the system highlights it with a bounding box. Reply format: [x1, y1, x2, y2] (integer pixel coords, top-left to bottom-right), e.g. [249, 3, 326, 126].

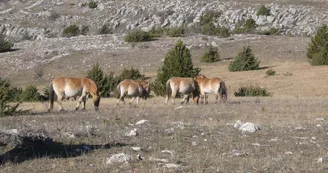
[165, 77, 199, 104]
[194, 74, 227, 104]
[116, 79, 150, 105]
[48, 77, 100, 112]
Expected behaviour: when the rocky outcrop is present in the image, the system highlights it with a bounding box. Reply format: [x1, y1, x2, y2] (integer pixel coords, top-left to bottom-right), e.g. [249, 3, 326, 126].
[0, 0, 327, 41]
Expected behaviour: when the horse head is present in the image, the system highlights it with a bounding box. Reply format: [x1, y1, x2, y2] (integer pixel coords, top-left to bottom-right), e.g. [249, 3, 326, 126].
[141, 81, 151, 100]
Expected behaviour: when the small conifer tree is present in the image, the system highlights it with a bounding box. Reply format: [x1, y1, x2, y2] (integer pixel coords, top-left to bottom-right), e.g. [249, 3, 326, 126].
[229, 46, 260, 72]
[0, 35, 13, 53]
[307, 25, 328, 65]
[201, 46, 220, 62]
[0, 78, 22, 116]
[152, 40, 200, 96]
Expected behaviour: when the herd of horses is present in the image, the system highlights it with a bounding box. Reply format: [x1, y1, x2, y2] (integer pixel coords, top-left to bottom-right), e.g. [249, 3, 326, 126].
[47, 75, 227, 112]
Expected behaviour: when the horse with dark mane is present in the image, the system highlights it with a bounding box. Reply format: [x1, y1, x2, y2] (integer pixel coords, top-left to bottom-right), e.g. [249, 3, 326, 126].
[116, 79, 150, 105]
[48, 77, 100, 112]
[165, 77, 199, 104]
[194, 74, 227, 104]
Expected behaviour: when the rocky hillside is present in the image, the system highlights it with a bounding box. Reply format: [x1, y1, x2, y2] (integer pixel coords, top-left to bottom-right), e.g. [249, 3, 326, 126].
[1, 0, 328, 42]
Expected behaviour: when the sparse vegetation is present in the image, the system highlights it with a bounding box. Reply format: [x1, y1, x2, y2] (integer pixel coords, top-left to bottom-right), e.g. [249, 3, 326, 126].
[21, 85, 42, 102]
[199, 11, 231, 38]
[81, 25, 90, 35]
[266, 68, 276, 76]
[257, 28, 280, 35]
[0, 35, 13, 53]
[201, 45, 220, 63]
[234, 18, 257, 34]
[88, 1, 98, 9]
[124, 29, 152, 42]
[148, 27, 165, 37]
[307, 24, 328, 65]
[98, 24, 112, 35]
[229, 46, 260, 72]
[0, 78, 22, 116]
[48, 12, 60, 21]
[152, 40, 200, 96]
[234, 85, 272, 96]
[256, 5, 271, 16]
[62, 24, 80, 37]
[167, 27, 185, 37]
[34, 66, 44, 81]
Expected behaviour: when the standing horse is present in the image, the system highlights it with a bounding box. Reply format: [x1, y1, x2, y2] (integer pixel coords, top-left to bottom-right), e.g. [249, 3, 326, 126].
[165, 77, 200, 104]
[116, 79, 150, 105]
[194, 74, 227, 104]
[48, 77, 100, 112]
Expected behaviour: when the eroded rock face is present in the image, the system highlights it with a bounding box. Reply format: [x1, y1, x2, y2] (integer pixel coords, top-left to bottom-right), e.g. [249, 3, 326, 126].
[0, 0, 327, 41]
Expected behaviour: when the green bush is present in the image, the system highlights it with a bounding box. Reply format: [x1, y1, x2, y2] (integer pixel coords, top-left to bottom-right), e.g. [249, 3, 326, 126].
[200, 11, 221, 26]
[229, 46, 260, 72]
[152, 40, 201, 96]
[234, 18, 257, 34]
[21, 85, 42, 102]
[63, 24, 80, 37]
[234, 85, 272, 97]
[87, 63, 145, 97]
[88, 1, 98, 9]
[124, 29, 152, 42]
[201, 46, 220, 63]
[256, 5, 271, 16]
[257, 28, 280, 35]
[266, 69, 276, 76]
[0, 78, 23, 116]
[307, 25, 328, 65]
[199, 11, 230, 38]
[98, 25, 112, 35]
[81, 25, 89, 35]
[167, 27, 185, 37]
[148, 27, 165, 37]
[0, 35, 13, 53]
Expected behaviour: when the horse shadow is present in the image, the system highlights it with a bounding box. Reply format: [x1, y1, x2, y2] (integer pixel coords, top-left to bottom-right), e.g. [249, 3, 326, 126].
[0, 135, 129, 165]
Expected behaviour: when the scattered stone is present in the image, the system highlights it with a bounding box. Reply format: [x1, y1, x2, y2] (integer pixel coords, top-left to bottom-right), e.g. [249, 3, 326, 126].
[107, 153, 132, 165]
[163, 163, 183, 169]
[131, 147, 141, 151]
[125, 128, 138, 137]
[6, 129, 18, 135]
[295, 126, 305, 130]
[161, 150, 174, 155]
[172, 122, 185, 129]
[64, 132, 75, 138]
[135, 120, 149, 125]
[149, 157, 169, 163]
[285, 151, 293, 155]
[317, 157, 323, 163]
[315, 118, 324, 121]
[234, 121, 260, 133]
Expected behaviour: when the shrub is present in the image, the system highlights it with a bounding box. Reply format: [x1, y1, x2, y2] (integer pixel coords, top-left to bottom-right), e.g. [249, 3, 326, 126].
[199, 11, 231, 38]
[167, 27, 185, 37]
[87, 63, 145, 97]
[257, 28, 280, 35]
[98, 24, 112, 35]
[234, 18, 257, 34]
[307, 25, 328, 65]
[256, 5, 271, 16]
[124, 29, 151, 42]
[201, 46, 220, 63]
[152, 40, 201, 96]
[88, 1, 98, 9]
[49, 12, 60, 21]
[229, 46, 260, 72]
[63, 24, 80, 37]
[81, 25, 89, 35]
[0, 78, 22, 116]
[266, 69, 276, 76]
[148, 27, 165, 37]
[234, 85, 272, 97]
[0, 35, 13, 53]
[21, 85, 42, 102]
[200, 11, 221, 26]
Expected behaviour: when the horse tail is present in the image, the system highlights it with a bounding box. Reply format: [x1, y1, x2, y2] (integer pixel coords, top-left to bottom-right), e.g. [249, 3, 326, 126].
[219, 80, 228, 102]
[166, 79, 172, 99]
[48, 82, 55, 112]
[116, 82, 121, 99]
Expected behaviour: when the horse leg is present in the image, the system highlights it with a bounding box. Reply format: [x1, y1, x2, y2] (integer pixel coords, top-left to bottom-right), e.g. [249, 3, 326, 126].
[129, 97, 135, 104]
[136, 97, 140, 105]
[214, 92, 219, 104]
[180, 95, 188, 104]
[56, 94, 65, 111]
[205, 94, 209, 104]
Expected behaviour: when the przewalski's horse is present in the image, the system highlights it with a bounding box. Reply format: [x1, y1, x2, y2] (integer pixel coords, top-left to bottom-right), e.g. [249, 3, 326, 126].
[165, 77, 200, 104]
[194, 74, 227, 104]
[116, 79, 150, 105]
[48, 77, 100, 112]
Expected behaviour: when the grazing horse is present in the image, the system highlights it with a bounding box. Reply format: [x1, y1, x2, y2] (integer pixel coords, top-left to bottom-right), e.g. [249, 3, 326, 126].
[48, 77, 100, 112]
[165, 77, 200, 104]
[194, 74, 227, 104]
[116, 79, 150, 105]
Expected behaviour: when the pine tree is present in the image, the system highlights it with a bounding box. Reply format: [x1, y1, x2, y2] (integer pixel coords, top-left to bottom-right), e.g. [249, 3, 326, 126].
[228, 46, 260, 72]
[307, 25, 328, 65]
[86, 63, 109, 97]
[152, 40, 201, 96]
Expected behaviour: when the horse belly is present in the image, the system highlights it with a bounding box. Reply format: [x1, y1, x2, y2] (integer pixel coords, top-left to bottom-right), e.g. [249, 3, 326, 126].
[127, 86, 139, 96]
[64, 86, 82, 97]
[203, 88, 214, 94]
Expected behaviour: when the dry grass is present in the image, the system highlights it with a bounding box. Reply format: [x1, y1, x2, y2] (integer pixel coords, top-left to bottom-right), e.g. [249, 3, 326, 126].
[0, 97, 327, 172]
